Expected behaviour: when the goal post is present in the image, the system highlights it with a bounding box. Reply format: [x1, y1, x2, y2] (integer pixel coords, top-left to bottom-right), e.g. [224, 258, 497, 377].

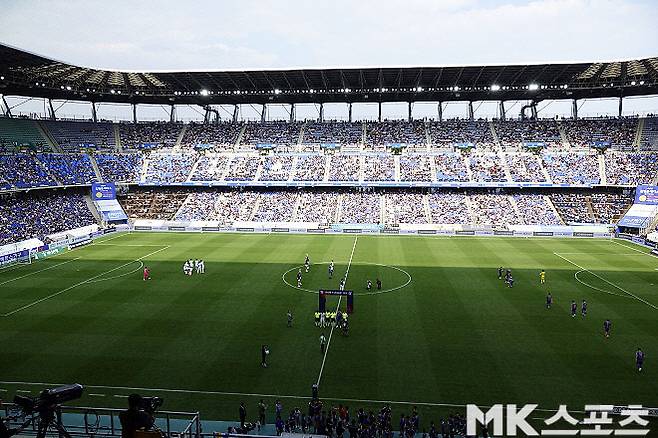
[319, 289, 354, 314]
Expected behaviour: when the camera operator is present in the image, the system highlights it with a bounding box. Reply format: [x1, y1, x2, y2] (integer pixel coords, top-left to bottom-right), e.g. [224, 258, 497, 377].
[119, 394, 155, 438]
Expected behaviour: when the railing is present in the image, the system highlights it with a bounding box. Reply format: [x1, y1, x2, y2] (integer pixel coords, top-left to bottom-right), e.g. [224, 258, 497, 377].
[1, 403, 200, 438]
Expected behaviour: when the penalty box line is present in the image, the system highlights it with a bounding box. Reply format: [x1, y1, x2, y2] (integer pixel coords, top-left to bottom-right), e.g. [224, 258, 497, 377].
[0, 246, 170, 318]
[553, 252, 657, 310]
[316, 235, 358, 388]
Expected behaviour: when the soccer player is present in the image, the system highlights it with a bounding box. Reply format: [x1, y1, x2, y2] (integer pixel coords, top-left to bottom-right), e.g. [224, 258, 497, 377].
[540, 270, 546, 285]
[498, 267, 503, 280]
[287, 310, 293, 327]
[339, 277, 346, 291]
[508, 276, 514, 288]
[320, 311, 326, 328]
[603, 319, 612, 338]
[195, 259, 203, 274]
[305, 254, 310, 273]
[320, 333, 327, 353]
[376, 278, 382, 290]
[314, 311, 320, 327]
[297, 269, 303, 287]
[636, 348, 645, 372]
[546, 292, 552, 309]
[366, 279, 372, 291]
[183, 260, 191, 276]
[143, 266, 151, 281]
[197, 259, 205, 274]
[581, 299, 587, 317]
[329, 260, 334, 278]
[571, 300, 577, 318]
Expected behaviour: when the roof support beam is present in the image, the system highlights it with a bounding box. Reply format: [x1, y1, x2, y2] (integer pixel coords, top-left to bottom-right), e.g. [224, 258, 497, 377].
[170, 105, 176, 123]
[348, 102, 352, 123]
[48, 98, 56, 120]
[499, 101, 506, 121]
[132, 103, 137, 124]
[468, 101, 474, 121]
[437, 102, 443, 122]
[571, 99, 578, 120]
[91, 101, 97, 123]
[233, 105, 239, 123]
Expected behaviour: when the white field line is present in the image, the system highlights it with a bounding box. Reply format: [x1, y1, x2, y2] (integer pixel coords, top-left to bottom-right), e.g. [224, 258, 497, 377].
[1, 246, 169, 317]
[95, 232, 130, 243]
[0, 380, 588, 413]
[553, 252, 657, 310]
[610, 238, 654, 256]
[0, 257, 81, 287]
[316, 235, 358, 387]
[87, 261, 144, 284]
[574, 270, 629, 299]
[553, 252, 647, 256]
[93, 244, 166, 247]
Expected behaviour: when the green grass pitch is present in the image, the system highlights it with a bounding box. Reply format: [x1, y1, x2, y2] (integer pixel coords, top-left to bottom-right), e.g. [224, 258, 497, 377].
[1, 232, 657, 423]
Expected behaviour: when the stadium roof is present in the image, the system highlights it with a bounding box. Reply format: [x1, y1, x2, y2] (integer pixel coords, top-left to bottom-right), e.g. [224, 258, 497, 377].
[1, 43, 657, 106]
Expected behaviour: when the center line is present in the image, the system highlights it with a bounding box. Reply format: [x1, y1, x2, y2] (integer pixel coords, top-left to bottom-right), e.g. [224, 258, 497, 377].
[317, 235, 358, 387]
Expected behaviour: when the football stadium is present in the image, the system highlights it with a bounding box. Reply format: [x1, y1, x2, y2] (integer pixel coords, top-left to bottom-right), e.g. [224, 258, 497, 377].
[1, 1, 658, 437]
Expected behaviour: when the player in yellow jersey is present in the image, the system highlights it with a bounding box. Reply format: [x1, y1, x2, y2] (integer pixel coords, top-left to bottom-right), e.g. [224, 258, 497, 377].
[540, 269, 546, 285]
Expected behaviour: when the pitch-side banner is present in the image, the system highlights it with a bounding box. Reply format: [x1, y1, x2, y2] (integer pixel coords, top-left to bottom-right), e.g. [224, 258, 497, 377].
[91, 182, 117, 201]
[635, 185, 658, 205]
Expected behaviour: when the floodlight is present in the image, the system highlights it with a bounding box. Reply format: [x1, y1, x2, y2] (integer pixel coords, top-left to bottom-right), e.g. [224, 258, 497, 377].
[490, 84, 501, 91]
[528, 83, 539, 91]
[631, 81, 636, 86]
[66, 86, 71, 91]
[110, 89, 115, 94]
[200, 89, 209, 96]
[274, 89, 281, 95]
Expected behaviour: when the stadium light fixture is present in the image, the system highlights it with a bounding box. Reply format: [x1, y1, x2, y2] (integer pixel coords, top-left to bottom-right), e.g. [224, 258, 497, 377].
[415, 86, 423, 92]
[200, 89, 209, 96]
[0, 76, 4, 80]
[274, 88, 281, 95]
[631, 81, 636, 86]
[490, 84, 501, 91]
[66, 86, 71, 91]
[528, 83, 539, 91]
[110, 89, 115, 94]
[640, 80, 645, 85]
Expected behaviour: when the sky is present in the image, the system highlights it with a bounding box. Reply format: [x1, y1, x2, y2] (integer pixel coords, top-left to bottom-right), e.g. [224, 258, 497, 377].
[1, 0, 657, 121]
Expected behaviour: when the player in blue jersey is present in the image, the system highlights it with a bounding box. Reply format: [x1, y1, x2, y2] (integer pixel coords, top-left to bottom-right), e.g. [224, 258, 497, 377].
[636, 348, 645, 372]
[546, 292, 553, 309]
[603, 319, 611, 338]
[581, 300, 588, 317]
[571, 300, 577, 318]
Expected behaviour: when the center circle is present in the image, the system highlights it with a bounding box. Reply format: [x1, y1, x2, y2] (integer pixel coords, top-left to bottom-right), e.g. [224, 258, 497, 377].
[282, 262, 412, 296]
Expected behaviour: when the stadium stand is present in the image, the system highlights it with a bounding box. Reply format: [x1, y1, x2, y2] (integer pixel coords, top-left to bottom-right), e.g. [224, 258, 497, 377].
[427, 193, 471, 224]
[181, 122, 242, 148]
[365, 121, 426, 147]
[143, 152, 196, 183]
[293, 154, 327, 181]
[242, 121, 301, 145]
[303, 121, 362, 145]
[639, 116, 658, 151]
[0, 117, 50, 150]
[363, 154, 395, 181]
[45, 120, 116, 151]
[470, 194, 522, 225]
[541, 152, 600, 185]
[252, 191, 298, 222]
[513, 194, 562, 225]
[563, 117, 638, 149]
[434, 153, 469, 182]
[339, 191, 381, 223]
[384, 192, 428, 224]
[122, 189, 189, 220]
[259, 155, 294, 181]
[95, 153, 142, 183]
[399, 154, 432, 182]
[494, 119, 561, 149]
[0, 153, 57, 189]
[37, 153, 98, 185]
[468, 153, 507, 182]
[329, 154, 361, 181]
[224, 155, 261, 181]
[506, 153, 547, 182]
[188, 155, 229, 182]
[605, 152, 658, 185]
[295, 191, 340, 223]
[428, 119, 494, 149]
[119, 122, 182, 150]
[0, 191, 95, 244]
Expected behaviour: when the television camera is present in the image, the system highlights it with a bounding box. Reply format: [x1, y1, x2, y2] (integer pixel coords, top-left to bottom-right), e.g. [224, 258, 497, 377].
[1, 384, 84, 438]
